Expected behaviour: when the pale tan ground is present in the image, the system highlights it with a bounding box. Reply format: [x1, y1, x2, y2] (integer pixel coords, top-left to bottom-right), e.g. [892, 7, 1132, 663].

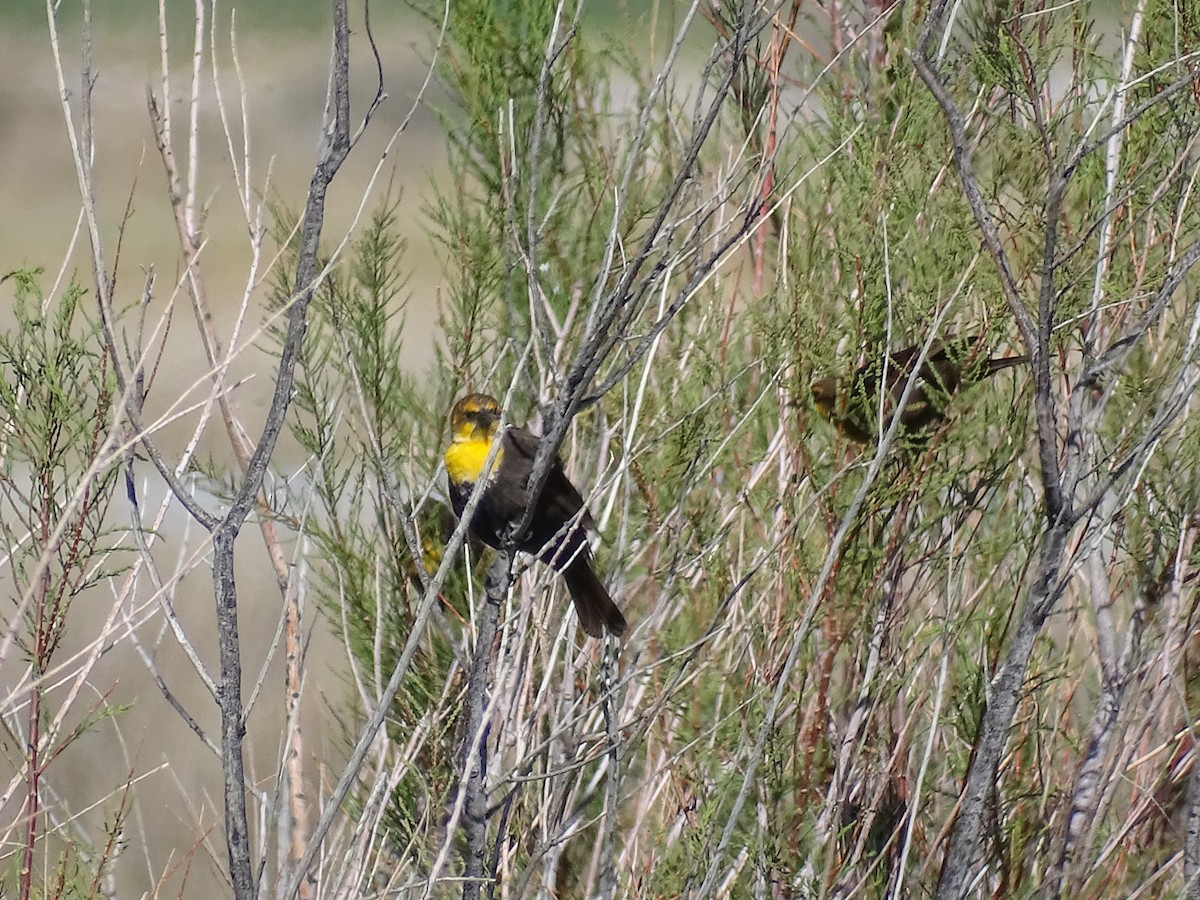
[2, 8, 448, 897]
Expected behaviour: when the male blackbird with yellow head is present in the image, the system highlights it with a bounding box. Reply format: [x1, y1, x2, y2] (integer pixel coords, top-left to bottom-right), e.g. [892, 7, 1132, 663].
[810, 337, 1027, 444]
[443, 393, 627, 638]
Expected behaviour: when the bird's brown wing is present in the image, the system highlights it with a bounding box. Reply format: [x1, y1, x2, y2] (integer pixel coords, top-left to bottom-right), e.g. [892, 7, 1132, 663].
[842, 339, 964, 435]
[881, 339, 941, 374]
[502, 426, 595, 530]
[503, 424, 541, 461]
[883, 338, 965, 382]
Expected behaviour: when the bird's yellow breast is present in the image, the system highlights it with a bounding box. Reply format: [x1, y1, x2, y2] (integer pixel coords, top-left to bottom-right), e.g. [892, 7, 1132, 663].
[444, 435, 504, 487]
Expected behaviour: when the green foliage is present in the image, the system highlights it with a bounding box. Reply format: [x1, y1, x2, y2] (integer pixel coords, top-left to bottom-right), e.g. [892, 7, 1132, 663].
[0, 269, 125, 899]
[418, 0, 686, 398]
[0, 270, 121, 657]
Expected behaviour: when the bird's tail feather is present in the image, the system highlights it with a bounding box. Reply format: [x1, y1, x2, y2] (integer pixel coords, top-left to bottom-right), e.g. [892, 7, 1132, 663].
[983, 355, 1028, 376]
[563, 554, 627, 638]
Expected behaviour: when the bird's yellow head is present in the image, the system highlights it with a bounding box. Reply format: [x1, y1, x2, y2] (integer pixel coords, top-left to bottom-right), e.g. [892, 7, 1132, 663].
[449, 393, 502, 443]
[446, 393, 504, 487]
[810, 378, 837, 419]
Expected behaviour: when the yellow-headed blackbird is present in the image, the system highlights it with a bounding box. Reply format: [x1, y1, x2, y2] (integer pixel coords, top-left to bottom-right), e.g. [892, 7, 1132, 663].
[443, 393, 627, 638]
[810, 337, 1026, 444]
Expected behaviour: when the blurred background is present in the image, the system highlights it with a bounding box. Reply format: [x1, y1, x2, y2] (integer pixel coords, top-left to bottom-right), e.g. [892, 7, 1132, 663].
[1, 1, 449, 401]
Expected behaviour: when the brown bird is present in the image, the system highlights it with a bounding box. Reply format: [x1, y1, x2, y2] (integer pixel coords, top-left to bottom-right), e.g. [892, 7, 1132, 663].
[810, 337, 1027, 444]
[443, 393, 627, 638]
